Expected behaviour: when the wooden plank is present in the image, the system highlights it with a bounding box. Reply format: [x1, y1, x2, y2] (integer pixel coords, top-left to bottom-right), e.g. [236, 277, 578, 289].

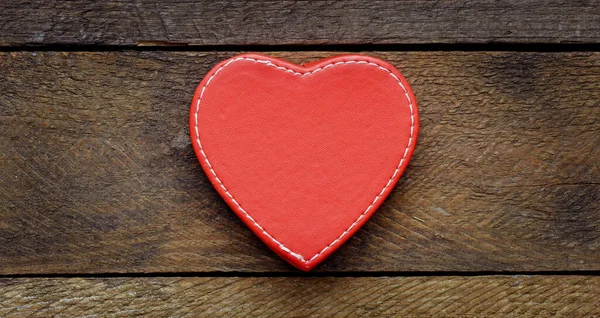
[0, 276, 599, 316]
[0, 1, 599, 46]
[0, 51, 599, 274]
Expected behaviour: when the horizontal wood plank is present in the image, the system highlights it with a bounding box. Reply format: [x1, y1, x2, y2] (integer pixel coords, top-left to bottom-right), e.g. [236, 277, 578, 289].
[0, 51, 599, 274]
[0, 1, 599, 46]
[1, 276, 599, 317]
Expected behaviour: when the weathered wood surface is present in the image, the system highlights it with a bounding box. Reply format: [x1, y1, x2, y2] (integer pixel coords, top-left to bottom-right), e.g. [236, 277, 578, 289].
[1, 276, 598, 317]
[1, 1, 599, 47]
[1, 51, 599, 274]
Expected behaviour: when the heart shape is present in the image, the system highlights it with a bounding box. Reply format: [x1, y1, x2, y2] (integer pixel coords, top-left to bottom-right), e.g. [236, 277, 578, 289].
[190, 53, 419, 271]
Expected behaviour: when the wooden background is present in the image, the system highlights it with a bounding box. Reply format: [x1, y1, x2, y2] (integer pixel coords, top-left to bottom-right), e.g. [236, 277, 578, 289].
[1, 1, 599, 316]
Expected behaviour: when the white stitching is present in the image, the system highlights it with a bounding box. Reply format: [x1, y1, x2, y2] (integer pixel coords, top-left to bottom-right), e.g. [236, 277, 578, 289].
[193, 57, 415, 265]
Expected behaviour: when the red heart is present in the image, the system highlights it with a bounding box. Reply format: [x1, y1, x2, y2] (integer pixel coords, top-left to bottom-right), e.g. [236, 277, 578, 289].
[190, 54, 419, 271]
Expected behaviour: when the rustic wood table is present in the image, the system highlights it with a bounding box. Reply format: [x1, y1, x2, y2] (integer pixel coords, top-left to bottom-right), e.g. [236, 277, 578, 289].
[1, 1, 599, 316]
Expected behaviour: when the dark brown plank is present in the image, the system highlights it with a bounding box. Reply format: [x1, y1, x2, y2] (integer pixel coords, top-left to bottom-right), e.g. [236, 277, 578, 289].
[1, 1, 599, 47]
[1, 276, 599, 316]
[0, 51, 599, 274]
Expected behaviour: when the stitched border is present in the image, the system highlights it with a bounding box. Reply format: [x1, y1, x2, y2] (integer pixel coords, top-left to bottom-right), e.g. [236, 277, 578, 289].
[192, 57, 415, 266]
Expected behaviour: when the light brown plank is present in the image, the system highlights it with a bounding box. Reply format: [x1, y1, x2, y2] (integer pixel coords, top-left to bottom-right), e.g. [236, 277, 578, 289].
[0, 51, 599, 274]
[0, 1, 599, 46]
[1, 276, 599, 317]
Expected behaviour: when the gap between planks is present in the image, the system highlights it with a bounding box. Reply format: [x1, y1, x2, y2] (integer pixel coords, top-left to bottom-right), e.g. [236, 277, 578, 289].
[2, 43, 600, 52]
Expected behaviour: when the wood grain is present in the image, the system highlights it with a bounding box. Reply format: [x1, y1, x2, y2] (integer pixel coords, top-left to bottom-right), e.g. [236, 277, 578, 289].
[1, 276, 599, 317]
[1, 1, 599, 47]
[0, 51, 599, 274]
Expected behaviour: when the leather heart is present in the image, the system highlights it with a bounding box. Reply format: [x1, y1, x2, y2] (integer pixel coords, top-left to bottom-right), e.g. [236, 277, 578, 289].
[190, 53, 419, 271]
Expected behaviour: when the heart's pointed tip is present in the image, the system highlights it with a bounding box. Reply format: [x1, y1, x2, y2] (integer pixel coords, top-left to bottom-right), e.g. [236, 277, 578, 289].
[286, 257, 318, 272]
[296, 264, 315, 272]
